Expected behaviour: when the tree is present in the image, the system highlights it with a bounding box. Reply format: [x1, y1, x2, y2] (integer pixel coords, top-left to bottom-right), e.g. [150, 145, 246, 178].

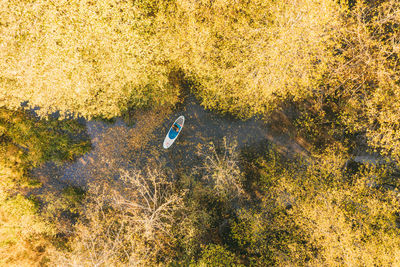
[198, 138, 244, 201]
[170, 0, 343, 117]
[326, 0, 400, 161]
[0, 108, 90, 191]
[0, 108, 90, 266]
[0, 0, 180, 119]
[196, 244, 243, 267]
[0, 194, 55, 266]
[232, 145, 400, 266]
[1, 0, 346, 119]
[52, 164, 186, 266]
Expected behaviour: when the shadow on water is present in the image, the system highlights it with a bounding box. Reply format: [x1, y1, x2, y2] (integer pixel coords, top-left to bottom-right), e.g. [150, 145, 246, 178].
[33, 95, 308, 188]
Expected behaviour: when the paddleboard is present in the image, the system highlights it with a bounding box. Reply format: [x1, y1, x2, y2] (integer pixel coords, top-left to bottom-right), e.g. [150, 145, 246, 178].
[163, 116, 185, 149]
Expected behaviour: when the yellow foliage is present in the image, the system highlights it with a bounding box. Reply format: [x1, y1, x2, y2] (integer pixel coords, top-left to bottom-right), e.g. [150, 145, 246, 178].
[0, 0, 179, 118]
[329, 0, 400, 161]
[0, 194, 54, 266]
[1, 0, 344, 119]
[287, 153, 400, 265]
[170, 0, 342, 117]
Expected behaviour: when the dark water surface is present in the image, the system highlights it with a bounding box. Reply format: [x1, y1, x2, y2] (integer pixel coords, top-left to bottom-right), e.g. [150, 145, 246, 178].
[33, 96, 306, 188]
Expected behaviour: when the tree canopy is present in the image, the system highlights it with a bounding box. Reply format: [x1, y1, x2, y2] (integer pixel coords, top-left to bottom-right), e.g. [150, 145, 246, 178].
[1, 0, 400, 265]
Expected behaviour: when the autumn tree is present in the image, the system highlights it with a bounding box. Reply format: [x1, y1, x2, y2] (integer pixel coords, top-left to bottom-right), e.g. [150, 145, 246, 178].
[1, 0, 346, 119]
[198, 138, 244, 201]
[329, 0, 400, 161]
[52, 165, 186, 266]
[0, 0, 180, 119]
[0, 108, 90, 266]
[168, 0, 343, 117]
[232, 145, 400, 265]
[0, 108, 90, 191]
[197, 244, 243, 266]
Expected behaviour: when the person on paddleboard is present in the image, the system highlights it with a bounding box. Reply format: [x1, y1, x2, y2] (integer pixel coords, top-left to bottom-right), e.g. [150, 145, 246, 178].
[172, 124, 180, 132]
[163, 116, 185, 149]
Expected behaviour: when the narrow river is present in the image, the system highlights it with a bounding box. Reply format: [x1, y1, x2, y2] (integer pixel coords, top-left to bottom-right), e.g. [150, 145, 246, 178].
[33, 96, 308, 189]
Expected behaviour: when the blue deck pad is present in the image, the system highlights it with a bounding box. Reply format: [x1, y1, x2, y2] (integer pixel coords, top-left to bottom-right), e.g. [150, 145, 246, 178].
[168, 126, 180, 139]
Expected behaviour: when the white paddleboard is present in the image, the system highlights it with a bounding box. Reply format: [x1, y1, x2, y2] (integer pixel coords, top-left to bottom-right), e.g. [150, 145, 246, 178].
[163, 116, 185, 149]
